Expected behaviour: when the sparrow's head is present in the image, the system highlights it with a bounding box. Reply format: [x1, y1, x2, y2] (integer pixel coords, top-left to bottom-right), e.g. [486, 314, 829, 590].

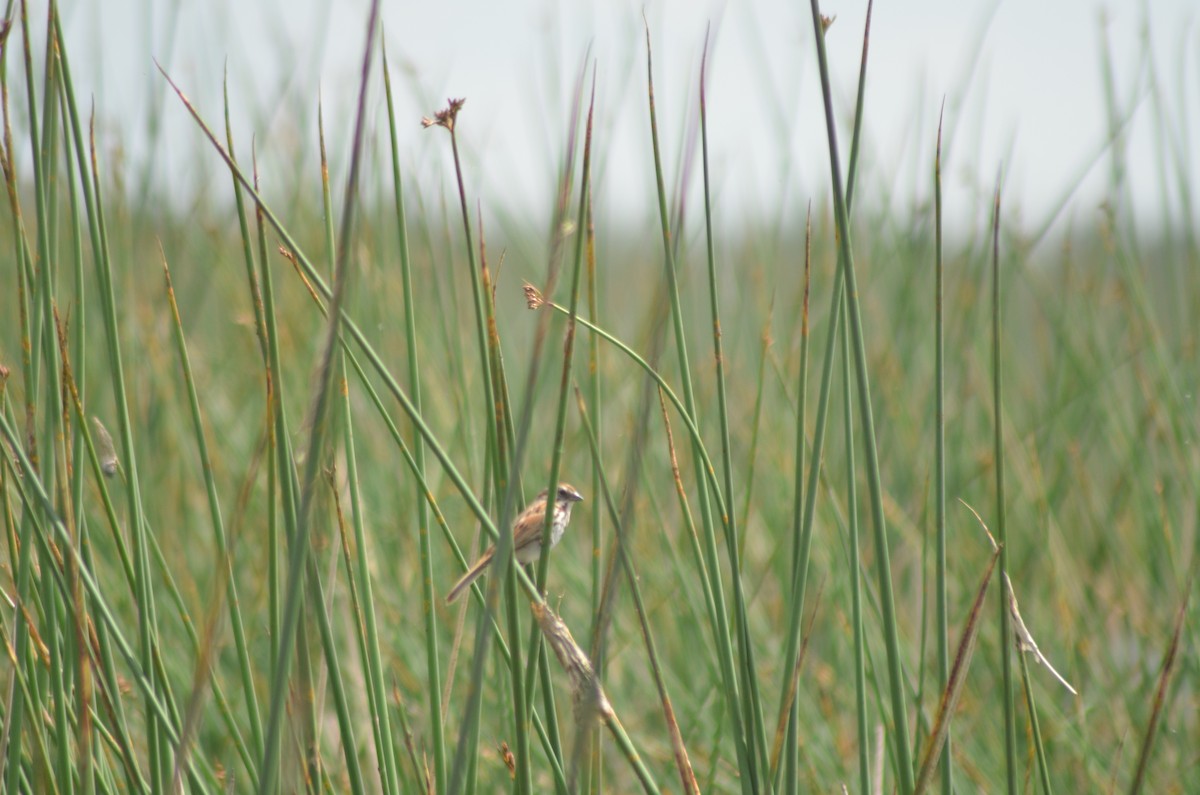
[555, 484, 584, 504]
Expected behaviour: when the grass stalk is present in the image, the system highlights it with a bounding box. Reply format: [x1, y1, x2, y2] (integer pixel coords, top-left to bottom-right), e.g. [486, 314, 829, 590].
[805, 1, 915, 790]
[697, 34, 774, 791]
[575, 386, 699, 794]
[249, 146, 293, 788]
[0, 412, 211, 790]
[314, 99, 393, 795]
[381, 41, 429, 795]
[54, 336, 145, 791]
[777, 4, 874, 784]
[1016, 641, 1054, 794]
[223, 77, 269, 366]
[642, 30, 755, 789]
[423, 98, 503, 503]
[990, 176, 1018, 795]
[1127, 569, 1194, 795]
[841, 284, 871, 795]
[912, 542, 1001, 795]
[256, 4, 380, 790]
[159, 253, 263, 788]
[933, 103, 952, 795]
[68, 21, 172, 789]
[781, 201, 812, 795]
[420, 97, 520, 795]
[515, 73, 597, 792]
[584, 174, 604, 795]
[55, 49, 98, 794]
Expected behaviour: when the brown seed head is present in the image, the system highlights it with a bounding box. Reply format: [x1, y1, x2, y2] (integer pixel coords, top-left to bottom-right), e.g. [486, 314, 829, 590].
[523, 282, 545, 310]
[421, 97, 466, 131]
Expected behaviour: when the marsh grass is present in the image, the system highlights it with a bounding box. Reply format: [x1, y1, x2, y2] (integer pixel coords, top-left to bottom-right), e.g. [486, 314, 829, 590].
[1, 2, 1197, 794]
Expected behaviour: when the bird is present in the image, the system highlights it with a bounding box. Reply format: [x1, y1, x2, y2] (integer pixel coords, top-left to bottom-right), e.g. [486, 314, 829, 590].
[445, 483, 584, 604]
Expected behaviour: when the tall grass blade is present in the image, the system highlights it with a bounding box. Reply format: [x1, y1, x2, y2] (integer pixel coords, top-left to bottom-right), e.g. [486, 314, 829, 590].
[256, 3, 380, 791]
[841, 282, 871, 795]
[933, 102, 952, 795]
[642, 24, 756, 791]
[697, 33, 774, 791]
[778, 4, 874, 787]
[519, 67, 595, 789]
[573, 386, 699, 794]
[159, 251, 263, 790]
[805, 1, 915, 790]
[990, 175, 1019, 795]
[381, 39, 428, 795]
[330, 423, 398, 794]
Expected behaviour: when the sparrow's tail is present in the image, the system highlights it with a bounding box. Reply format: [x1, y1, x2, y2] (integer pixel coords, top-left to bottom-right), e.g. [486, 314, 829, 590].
[445, 549, 494, 604]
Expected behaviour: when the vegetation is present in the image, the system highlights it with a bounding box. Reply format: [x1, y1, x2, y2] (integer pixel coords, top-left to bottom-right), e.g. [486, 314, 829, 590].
[0, 1, 1195, 793]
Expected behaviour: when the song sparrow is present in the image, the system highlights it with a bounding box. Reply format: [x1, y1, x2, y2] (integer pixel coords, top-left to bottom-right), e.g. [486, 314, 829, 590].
[445, 483, 584, 604]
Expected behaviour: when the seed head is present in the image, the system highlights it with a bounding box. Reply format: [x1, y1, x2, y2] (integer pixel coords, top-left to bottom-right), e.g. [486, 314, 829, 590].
[523, 282, 545, 310]
[421, 98, 466, 132]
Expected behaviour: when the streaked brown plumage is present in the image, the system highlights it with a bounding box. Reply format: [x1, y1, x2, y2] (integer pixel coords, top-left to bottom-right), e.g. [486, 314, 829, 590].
[445, 484, 584, 604]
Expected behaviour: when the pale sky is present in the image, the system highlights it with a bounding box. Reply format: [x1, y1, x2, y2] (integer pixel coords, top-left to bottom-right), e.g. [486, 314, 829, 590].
[70, 0, 1198, 239]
